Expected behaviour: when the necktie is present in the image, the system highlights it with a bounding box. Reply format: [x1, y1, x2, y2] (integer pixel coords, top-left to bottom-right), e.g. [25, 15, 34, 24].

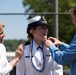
[36, 46, 43, 67]
[37, 46, 42, 50]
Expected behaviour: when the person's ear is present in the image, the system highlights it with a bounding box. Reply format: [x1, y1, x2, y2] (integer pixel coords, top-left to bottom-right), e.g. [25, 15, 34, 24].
[30, 29, 33, 34]
[30, 29, 35, 35]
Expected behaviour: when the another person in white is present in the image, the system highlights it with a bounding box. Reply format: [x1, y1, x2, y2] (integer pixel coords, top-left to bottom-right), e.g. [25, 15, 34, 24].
[0, 22, 23, 75]
[16, 16, 63, 75]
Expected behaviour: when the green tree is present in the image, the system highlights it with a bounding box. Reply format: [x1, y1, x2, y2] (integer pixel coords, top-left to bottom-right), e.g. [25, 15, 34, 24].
[58, 0, 76, 43]
[23, 0, 76, 44]
[4, 39, 25, 52]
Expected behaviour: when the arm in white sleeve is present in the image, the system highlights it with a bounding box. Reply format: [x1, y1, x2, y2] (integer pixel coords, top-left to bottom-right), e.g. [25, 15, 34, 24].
[0, 57, 20, 75]
[0, 64, 12, 75]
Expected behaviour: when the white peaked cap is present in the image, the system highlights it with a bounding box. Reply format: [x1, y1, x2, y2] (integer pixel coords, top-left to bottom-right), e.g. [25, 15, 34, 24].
[28, 16, 41, 25]
[27, 15, 49, 33]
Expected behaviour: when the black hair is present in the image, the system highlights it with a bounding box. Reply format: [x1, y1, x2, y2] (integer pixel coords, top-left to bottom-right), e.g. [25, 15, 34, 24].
[27, 26, 37, 39]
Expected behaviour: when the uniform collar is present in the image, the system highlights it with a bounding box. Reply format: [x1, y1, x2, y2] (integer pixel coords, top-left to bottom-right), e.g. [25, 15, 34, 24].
[33, 39, 43, 50]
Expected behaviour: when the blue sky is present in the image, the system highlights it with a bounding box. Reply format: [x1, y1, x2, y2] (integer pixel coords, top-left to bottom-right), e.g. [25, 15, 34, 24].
[0, 0, 28, 40]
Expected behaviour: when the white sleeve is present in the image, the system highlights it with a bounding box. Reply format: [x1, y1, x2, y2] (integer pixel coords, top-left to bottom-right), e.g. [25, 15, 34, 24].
[52, 61, 63, 75]
[0, 45, 13, 75]
[16, 53, 26, 75]
[0, 64, 12, 75]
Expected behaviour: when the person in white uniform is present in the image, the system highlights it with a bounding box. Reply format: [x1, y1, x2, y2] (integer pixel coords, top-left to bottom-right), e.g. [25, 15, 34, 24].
[0, 22, 23, 75]
[16, 16, 63, 75]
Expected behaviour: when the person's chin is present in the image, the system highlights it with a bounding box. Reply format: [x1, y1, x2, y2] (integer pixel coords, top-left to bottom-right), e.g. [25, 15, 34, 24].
[42, 38, 47, 44]
[2, 40, 4, 43]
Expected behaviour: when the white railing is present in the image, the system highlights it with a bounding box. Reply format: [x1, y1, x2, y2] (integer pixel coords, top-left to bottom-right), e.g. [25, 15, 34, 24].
[6, 52, 15, 61]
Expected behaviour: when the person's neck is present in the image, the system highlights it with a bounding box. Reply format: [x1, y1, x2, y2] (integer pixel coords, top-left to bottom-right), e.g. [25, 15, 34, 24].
[34, 38, 43, 45]
[0, 40, 4, 43]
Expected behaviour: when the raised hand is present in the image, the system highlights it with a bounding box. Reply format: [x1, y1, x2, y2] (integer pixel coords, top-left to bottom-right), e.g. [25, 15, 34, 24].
[15, 44, 24, 60]
[48, 37, 62, 46]
[44, 39, 53, 47]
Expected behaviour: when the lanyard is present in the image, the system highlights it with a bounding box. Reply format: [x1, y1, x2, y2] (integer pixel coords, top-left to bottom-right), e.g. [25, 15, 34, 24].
[30, 39, 45, 72]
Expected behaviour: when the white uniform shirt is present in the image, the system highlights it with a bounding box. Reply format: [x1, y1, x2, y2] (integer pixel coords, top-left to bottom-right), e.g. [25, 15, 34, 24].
[16, 40, 63, 75]
[0, 44, 12, 75]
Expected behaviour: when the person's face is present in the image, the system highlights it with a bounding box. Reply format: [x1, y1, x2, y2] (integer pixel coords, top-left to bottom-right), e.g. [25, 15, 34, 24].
[69, 8, 76, 27]
[72, 14, 76, 27]
[32, 25, 48, 43]
[0, 26, 5, 43]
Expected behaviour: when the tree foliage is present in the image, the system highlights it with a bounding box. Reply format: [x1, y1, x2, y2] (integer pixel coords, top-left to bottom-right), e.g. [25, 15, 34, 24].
[4, 39, 25, 52]
[23, 0, 76, 44]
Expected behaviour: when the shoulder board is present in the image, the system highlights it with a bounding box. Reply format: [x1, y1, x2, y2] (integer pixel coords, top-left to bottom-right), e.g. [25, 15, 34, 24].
[24, 41, 30, 46]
